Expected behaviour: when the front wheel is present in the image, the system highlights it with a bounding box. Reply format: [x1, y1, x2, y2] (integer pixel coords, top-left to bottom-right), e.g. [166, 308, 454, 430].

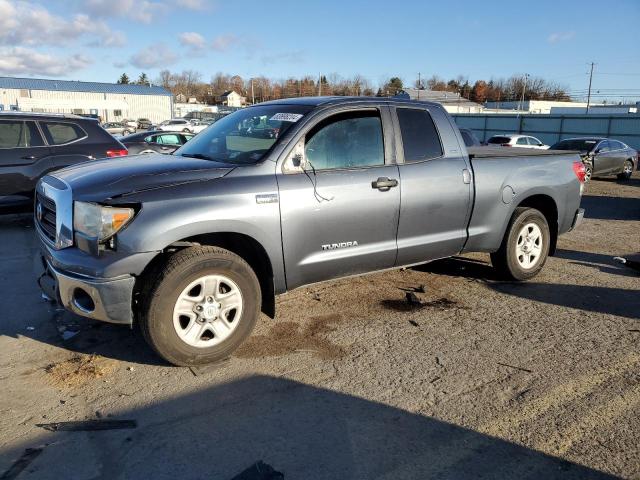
[491, 207, 550, 281]
[617, 160, 634, 180]
[140, 247, 261, 366]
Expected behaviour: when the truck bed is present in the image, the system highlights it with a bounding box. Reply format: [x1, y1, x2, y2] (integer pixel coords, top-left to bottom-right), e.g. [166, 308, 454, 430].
[468, 146, 575, 159]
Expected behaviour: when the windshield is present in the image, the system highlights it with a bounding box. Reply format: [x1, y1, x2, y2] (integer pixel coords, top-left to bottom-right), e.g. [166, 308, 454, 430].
[550, 139, 598, 152]
[175, 104, 313, 164]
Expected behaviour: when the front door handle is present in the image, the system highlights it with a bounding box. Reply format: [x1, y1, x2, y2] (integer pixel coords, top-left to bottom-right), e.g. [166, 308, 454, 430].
[21, 155, 37, 160]
[371, 177, 398, 191]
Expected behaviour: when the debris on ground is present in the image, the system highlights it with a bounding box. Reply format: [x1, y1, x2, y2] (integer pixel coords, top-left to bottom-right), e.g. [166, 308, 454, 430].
[36, 420, 137, 432]
[1, 447, 44, 480]
[408, 319, 419, 327]
[405, 291, 424, 306]
[613, 256, 640, 273]
[497, 362, 533, 373]
[230, 461, 284, 480]
[44, 354, 115, 388]
[61, 330, 79, 341]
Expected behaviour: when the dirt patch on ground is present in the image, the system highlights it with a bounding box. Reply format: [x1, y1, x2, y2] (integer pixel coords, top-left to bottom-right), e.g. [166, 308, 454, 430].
[236, 314, 345, 360]
[44, 354, 115, 389]
[381, 296, 467, 312]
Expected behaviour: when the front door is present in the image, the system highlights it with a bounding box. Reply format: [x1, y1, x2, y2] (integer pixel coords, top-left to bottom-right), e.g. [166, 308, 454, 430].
[277, 109, 400, 289]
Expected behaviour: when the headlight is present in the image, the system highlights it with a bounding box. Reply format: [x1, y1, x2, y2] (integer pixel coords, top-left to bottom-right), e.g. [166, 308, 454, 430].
[73, 202, 135, 241]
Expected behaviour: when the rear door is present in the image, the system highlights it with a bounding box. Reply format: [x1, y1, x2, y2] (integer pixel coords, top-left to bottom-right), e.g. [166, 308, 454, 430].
[277, 107, 400, 289]
[0, 119, 50, 203]
[393, 106, 472, 266]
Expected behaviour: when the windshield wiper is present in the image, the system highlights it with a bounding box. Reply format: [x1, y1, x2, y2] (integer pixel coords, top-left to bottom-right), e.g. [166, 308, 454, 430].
[180, 153, 214, 161]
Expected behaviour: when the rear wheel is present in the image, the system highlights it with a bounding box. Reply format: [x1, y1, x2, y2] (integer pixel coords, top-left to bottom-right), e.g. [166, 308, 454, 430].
[617, 160, 634, 180]
[140, 247, 261, 366]
[491, 207, 550, 281]
[584, 162, 593, 182]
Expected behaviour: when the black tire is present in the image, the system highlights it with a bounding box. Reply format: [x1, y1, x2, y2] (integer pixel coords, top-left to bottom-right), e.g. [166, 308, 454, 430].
[490, 207, 551, 281]
[617, 160, 634, 180]
[140, 246, 261, 366]
[584, 162, 593, 182]
[123, 130, 131, 135]
[182, 128, 190, 133]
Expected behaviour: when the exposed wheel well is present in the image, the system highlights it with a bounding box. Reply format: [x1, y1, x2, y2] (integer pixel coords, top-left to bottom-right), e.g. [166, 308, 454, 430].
[138, 232, 275, 319]
[516, 195, 559, 256]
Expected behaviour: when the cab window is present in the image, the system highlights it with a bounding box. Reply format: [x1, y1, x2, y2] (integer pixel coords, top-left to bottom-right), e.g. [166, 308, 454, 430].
[304, 111, 384, 170]
[396, 108, 443, 161]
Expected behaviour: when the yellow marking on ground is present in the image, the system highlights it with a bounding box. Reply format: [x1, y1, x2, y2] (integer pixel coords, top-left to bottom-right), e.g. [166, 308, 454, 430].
[479, 353, 640, 438]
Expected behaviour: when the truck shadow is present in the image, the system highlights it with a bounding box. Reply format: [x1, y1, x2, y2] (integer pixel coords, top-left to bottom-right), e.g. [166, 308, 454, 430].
[0, 375, 618, 479]
[418, 256, 638, 320]
[580, 194, 640, 221]
[555, 249, 640, 278]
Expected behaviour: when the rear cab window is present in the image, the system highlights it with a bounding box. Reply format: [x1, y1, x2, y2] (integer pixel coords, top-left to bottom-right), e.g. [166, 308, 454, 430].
[40, 122, 86, 145]
[396, 108, 443, 162]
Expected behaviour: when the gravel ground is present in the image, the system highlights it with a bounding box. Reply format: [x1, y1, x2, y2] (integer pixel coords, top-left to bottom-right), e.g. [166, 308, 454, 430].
[0, 174, 638, 479]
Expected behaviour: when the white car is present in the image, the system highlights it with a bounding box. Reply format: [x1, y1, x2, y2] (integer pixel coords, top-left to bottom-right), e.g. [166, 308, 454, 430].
[190, 119, 214, 134]
[156, 119, 194, 133]
[487, 134, 549, 149]
[121, 119, 138, 130]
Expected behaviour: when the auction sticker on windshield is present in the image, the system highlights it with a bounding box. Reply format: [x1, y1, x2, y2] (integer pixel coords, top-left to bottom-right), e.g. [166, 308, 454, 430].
[270, 113, 304, 122]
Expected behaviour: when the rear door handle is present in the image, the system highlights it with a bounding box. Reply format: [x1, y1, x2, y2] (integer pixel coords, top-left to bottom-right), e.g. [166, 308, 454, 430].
[371, 177, 398, 191]
[21, 155, 37, 160]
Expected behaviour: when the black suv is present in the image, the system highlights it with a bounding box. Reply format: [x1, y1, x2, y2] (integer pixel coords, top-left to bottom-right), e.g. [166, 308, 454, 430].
[0, 112, 127, 210]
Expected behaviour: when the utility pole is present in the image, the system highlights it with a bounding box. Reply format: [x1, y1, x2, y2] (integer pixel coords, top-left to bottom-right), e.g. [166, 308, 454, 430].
[318, 73, 321, 96]
[586, 62, 595, 114]
[518, 73, 529, 112]
[417, 72, 421, 100]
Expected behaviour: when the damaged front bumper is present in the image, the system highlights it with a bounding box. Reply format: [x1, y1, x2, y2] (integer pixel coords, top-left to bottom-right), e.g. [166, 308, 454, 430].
[36, 255, 135, 325]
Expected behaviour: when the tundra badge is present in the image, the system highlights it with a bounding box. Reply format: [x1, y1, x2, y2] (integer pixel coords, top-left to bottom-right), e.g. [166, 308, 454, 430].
[321, 241, 359, 251]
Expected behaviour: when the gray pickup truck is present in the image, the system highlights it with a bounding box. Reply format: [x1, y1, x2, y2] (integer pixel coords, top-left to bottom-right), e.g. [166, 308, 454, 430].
[35, 97, 585, 366]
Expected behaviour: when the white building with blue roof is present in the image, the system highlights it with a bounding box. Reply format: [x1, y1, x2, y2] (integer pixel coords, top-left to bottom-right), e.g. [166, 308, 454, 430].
[0, 76, 172, 123]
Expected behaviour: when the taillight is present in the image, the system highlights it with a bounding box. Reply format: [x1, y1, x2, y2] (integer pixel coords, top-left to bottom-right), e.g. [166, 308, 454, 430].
[106, 149, 128, 157]
[573, 161, 586, 183]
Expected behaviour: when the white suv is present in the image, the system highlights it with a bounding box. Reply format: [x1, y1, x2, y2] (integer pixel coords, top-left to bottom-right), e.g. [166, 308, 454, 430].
[487, 134, 549, 149]
[156, 119, 193, 133]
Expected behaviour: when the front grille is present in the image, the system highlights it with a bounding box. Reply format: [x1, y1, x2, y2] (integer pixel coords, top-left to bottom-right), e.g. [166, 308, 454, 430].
[36, 192, 57, 243]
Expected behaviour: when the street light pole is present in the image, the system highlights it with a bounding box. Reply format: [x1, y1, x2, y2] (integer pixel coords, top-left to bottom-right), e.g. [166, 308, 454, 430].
[586, 62, 595, 114]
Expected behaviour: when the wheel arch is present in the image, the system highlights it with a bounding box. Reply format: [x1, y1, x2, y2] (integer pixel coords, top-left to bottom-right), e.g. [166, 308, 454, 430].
[138, 231, 276, 319]
[513, 194, 559, 256]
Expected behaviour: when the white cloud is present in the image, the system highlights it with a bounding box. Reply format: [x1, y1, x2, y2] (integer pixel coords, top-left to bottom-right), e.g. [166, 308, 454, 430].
[0, 47, 92, 76]
[547, 31, 575, 44]
[0, 1, 126, 48]
[84, 0, 165, 23]
[175, 0, 210, 10]
[211, 34, 237, 52]
[130, 44, 177, 69]
[179, 32, 206, 49]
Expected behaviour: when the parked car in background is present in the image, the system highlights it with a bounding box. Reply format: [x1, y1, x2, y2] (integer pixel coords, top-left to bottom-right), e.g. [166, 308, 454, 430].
[190, 119, 214, 134]
[487, 134, 549, 149]
[121, 119, 138, 130]
[156, 119, 194, 133]
[137, 118, 153, 129]
[102, 122, 133, 136]
[0, 112, 127, 210]
[120, 131, 194, 155]
[549, 137, 637, 181]
[459, 128, 482, 147]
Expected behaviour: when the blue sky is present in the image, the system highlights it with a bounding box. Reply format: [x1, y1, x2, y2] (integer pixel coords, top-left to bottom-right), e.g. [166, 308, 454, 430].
[1, 0, 639, 101]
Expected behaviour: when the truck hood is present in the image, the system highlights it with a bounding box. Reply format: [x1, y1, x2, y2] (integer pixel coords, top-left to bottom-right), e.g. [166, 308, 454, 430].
[50, 153, 235, 201]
